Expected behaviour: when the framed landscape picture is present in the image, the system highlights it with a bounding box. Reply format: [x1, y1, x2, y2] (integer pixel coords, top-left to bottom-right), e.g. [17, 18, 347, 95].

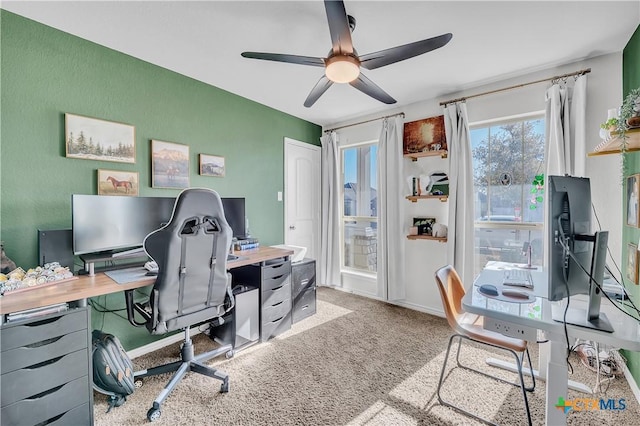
[403, 115, 447, 154]
[627, 174, 640, 227]
[151, 140, 190, 189]
[65, 113, 135, 163]
[199, 154, 225, 177]
[97, 169, 139, 196]
[628, 243, 638, 285]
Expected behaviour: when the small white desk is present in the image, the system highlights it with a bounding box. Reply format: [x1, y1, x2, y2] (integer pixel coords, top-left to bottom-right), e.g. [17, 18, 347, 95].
[462, 262, 640, 426]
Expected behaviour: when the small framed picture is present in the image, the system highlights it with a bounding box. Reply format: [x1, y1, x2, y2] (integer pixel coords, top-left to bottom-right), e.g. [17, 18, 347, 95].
[151, 140, 190, 189]
[413, 217, 436, 235]
[199, 154, 225, 177]
[627, 243, 638, 285]
[627, 174, 640, 227]
[97, 169, 139, 196]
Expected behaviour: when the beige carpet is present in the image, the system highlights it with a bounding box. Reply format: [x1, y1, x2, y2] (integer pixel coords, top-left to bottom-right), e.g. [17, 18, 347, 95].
[95, 287, 637, 425]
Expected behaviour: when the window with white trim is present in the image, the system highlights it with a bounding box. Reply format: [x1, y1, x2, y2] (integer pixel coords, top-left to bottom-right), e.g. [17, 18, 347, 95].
[471, 114, 545, 277]
[341, 141, 378, 274]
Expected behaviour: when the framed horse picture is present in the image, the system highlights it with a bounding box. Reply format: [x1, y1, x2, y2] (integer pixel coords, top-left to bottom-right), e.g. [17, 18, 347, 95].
[97, 169, 139, 196]
[151, 140, 190, 189]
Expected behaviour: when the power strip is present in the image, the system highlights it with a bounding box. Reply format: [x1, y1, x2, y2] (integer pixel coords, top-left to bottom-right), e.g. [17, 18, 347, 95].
[483, 317, 537, 341]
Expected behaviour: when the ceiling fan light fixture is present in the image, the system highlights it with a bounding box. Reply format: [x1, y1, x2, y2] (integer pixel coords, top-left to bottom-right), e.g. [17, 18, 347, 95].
[325, 55, 360, 83]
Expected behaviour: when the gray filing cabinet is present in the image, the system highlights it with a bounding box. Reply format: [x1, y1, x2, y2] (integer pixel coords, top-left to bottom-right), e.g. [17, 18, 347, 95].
[231, 257, 292, 342]
[292, 258, 316, 323]
[1, 307, 94, 426]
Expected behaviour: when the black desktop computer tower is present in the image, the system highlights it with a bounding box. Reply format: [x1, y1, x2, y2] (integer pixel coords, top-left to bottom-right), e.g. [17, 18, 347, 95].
[37, 229, 75, 270]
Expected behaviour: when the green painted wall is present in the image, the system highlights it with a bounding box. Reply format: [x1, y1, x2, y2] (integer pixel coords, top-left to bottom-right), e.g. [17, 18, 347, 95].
[621, 24, 640, 386]
[0, 11, 321, 349]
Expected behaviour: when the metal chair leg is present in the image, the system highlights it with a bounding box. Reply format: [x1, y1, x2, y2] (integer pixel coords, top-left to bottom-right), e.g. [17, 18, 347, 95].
[437, 333, 533, 426]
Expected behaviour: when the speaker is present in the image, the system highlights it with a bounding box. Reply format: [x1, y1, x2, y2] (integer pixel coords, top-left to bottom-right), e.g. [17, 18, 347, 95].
[37, 229, 74, 269]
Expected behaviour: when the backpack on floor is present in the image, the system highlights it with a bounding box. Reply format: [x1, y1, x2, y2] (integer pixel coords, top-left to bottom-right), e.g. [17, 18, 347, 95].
[92, 330, 136, 412]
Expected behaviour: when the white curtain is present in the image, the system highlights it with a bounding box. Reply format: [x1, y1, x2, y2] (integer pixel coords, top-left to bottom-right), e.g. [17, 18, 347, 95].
[377, 115, 406, 300]
[545, 74, 587, 177]
[320, 131, 341, 287]
[443, 103, 475, 288]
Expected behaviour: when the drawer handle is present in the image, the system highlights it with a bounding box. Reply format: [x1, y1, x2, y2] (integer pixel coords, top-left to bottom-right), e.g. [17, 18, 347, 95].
[271, 316, 284, 323]
[26, 335, 64, 348]
[271, 274, 284, 280]
[27, 355, 64, 370]
[272, 301, 284, 307]
[301, 305, 309, 310]
[299, 279, 309, 285]
[23, 315, 65, 327]
[26, 383, 64, 400]
[271, 285, 283, 291]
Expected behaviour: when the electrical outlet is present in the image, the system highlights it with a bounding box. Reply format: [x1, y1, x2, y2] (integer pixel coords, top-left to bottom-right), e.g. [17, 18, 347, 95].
[483, 317, 537, 341]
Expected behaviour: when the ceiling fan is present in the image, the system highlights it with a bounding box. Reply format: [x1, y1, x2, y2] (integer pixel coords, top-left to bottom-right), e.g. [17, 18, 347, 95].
[241, 0, 452, 107]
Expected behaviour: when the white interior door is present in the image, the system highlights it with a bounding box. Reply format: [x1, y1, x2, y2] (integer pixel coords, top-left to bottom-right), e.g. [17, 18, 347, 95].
[284, 137, 321, 261]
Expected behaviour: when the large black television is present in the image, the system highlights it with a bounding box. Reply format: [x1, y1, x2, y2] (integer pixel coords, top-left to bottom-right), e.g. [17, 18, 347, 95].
[72, 194, 247, 256]
[547, 175, 613, 332]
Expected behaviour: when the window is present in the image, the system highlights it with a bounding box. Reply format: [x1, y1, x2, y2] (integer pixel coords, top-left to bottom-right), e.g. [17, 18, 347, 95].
[470, 115, 545, 277]
[341, 142, 377, 274]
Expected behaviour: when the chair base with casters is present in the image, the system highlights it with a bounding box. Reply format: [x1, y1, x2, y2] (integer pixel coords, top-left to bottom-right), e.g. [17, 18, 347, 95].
[133, 326, 233, 422]
[435, 264, 535, 426]
[437, 333, 535, 426]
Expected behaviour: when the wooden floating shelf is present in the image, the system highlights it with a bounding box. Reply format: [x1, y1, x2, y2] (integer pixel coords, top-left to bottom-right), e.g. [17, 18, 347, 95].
[406, 235, 447, 242]
[404, 150, 448, 161]
[588, 128, 640, 156]
[406, 194, 448, 203]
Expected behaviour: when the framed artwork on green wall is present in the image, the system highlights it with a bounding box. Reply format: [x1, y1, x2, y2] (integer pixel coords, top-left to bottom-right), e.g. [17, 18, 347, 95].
[65, 113, 135, 163]
[627, 174, 640, 227]
[97, 169, 139, 196]
[199, 154, 225, 177]
[151, 140, 190, 189]
[627, 243, 638, 285]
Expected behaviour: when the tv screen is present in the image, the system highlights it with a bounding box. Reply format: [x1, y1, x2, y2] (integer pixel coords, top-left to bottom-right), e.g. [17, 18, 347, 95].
[72, 195, 175, 255]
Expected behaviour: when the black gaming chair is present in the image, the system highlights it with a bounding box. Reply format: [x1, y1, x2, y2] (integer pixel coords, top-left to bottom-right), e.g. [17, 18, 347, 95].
[125, 188, 234, 422]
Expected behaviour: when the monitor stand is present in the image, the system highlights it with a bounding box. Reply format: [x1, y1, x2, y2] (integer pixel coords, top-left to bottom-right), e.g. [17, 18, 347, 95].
[80, 249, 147, 276]
[552, 231, 614, 333]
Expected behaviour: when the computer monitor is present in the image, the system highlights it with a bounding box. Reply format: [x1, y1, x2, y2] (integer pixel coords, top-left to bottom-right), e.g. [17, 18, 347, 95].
[547, 175, 613, 332]
[72, 194, 247, 256]
[221, 197, 246, 239]
[72, 195, 176, 255]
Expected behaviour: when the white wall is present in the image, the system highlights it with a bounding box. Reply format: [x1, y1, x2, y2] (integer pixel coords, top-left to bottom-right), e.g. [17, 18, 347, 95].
[328, 53, 624, 316]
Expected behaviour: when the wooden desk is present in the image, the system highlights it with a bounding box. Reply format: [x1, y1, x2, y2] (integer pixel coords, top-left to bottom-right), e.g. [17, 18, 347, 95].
[0, 246, 293, 316]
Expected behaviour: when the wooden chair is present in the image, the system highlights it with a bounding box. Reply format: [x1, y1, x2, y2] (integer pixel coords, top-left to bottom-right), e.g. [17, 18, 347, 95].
[434, 265, 534, 426]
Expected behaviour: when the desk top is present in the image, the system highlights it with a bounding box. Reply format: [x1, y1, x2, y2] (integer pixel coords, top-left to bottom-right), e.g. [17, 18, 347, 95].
[463, 262, 640, 351]
[0, 246, 293, 315]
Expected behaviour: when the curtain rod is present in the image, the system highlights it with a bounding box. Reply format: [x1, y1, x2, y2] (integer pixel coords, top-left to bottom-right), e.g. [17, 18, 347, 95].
[324, 112, 405, 133]
[439, 68, 591, 106]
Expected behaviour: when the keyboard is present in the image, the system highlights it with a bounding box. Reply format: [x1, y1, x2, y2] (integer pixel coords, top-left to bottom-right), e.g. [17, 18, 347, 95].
[502, 269, 533, 289]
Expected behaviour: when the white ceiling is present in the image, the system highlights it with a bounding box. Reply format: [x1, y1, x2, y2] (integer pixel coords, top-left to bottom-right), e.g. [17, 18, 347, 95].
[3, 1, 639, 127]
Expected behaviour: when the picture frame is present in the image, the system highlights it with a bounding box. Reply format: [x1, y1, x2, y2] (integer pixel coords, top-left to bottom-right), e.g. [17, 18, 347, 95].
[413, 217, 436, 235]
[199, 154, 225, 177]
[97, 169, 139, 196]
[627, 174, 640, 227]
[627, 243, 638, 285]
[151, 140, 190, 189]
[65, 113, 135, 163]
[403, 115, 447, 154]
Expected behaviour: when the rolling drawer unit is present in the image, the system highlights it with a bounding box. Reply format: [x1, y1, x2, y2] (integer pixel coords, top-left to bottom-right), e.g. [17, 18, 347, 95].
[231, 256, 292, 342]
[291, 258, 317, 323]
[1, 307, 93, 426]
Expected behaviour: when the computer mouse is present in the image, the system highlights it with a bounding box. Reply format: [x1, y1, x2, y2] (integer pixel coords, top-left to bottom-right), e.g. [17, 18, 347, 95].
[478, 284, 499, 296]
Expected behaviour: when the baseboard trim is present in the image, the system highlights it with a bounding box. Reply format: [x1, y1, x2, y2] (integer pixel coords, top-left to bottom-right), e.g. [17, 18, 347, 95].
[127, 325, 209, 360]
[621, 353, 640, 406]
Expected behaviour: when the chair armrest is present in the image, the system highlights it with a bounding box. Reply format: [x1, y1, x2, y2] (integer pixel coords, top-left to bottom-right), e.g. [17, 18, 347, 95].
[124, 289, 151, 327]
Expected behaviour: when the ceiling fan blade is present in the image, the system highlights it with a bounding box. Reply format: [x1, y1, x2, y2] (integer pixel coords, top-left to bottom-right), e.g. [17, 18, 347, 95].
[241, 52, 325, 67]
[304, 75, 333, 108]
[359, 33, 453, 70]
[349, 73, 396, 104]
[324, 0, 354, 55]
